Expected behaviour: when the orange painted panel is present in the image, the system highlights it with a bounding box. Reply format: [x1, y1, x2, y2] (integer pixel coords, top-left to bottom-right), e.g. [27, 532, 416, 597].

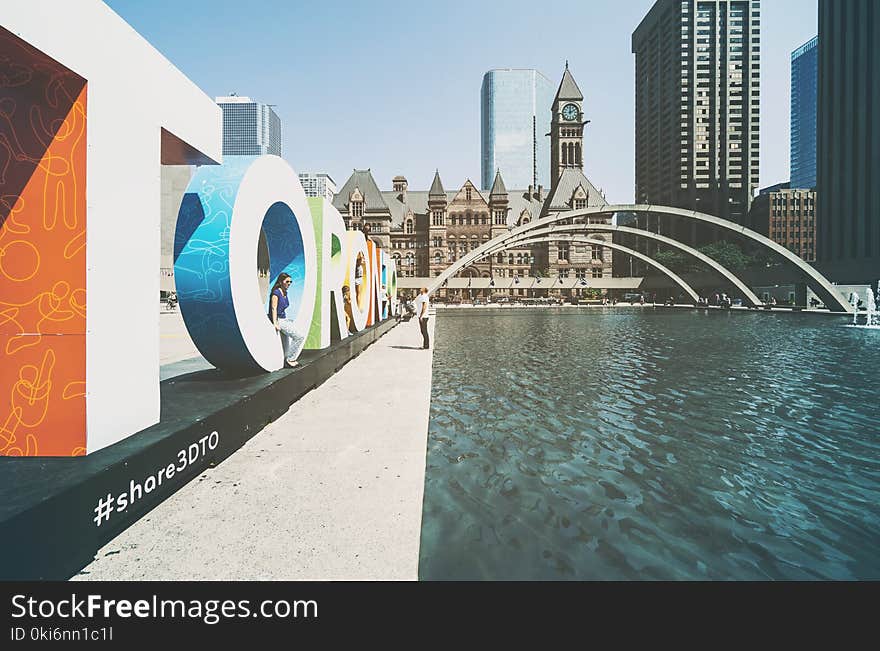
[0, 87, 87, 456]
[0, 334, 86, 457]
[366, 241, 377, 327]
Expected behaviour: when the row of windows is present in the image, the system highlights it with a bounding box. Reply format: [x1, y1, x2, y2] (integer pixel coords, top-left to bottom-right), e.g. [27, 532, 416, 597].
[557, 245, 605, 261]
[426, 246, 619, 267]
[430, 211, 508, 226]
[559, 268, 604, 279]
[772, 208, 815, 217]
[448, 214, 490, 226]
[425, 268, 607, 280]
[771, 232, 814, 240]
[561, 142, 582, 166]
[772, 197, 815, 207]
[392, 240, 427, 249]
[492, 269, 532, 278]
[431, 234, 493, 247]
[769, 214, 811, 225]
[495, 253, 536, 265]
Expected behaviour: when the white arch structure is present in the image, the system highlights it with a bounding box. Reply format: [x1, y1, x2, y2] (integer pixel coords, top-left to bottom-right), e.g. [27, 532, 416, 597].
[497, 223, 763, 307]
[428, 204, 853, 313]
[486, 234, 701, 303]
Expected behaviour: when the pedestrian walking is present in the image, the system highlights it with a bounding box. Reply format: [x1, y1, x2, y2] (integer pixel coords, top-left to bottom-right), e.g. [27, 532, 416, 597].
[413, 287, 431, 349]
[379, 284, 389, 318]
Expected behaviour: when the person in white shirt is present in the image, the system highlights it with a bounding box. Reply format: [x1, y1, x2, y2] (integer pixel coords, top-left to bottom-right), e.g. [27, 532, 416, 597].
[413, 287, 430, 349]
[379, 284, 389, 318]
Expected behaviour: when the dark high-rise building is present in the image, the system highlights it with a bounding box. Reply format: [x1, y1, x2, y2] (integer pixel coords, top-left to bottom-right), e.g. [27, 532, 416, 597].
[790, 37, 818, 189]
[816, 0, 880, 284]
[633, 0, 761, 239]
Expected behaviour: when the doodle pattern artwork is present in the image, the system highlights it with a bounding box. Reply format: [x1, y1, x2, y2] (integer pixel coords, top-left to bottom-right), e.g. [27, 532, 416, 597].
[174, 155, 316, 372]
[0, 27, 87, 457]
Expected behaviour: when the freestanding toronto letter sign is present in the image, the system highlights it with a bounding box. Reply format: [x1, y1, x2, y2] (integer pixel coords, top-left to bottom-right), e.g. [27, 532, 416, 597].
[0, 2, 396, 457]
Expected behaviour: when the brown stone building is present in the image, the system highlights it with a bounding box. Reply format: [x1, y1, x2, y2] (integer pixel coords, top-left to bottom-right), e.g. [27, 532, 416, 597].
[331, 66, 615, 300]
[750, 184, 817, 262]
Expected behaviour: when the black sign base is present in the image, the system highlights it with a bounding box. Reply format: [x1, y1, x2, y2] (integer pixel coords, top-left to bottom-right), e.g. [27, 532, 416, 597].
[0, 320, 397, 580]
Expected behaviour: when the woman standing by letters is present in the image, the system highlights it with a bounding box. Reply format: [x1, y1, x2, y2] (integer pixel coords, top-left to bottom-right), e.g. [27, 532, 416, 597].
[268, 273, 304, 367]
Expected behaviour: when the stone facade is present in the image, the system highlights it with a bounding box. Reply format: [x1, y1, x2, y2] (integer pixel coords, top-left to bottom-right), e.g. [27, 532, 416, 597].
[331, 66, 614, 299]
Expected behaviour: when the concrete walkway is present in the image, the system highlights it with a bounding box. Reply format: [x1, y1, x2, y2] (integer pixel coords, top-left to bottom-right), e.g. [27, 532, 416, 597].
[73, 315, 436, 581]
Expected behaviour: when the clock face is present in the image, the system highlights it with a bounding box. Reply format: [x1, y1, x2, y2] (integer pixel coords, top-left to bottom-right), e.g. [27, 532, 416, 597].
[562, 103, 579, 121]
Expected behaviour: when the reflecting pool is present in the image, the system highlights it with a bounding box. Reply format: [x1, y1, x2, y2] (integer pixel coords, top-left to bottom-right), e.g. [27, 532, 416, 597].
[418, 308, 880, 580]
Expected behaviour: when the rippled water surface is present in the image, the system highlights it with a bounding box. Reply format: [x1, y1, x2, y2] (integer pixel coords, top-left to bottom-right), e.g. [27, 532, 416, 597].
[418, 308, 880, 580]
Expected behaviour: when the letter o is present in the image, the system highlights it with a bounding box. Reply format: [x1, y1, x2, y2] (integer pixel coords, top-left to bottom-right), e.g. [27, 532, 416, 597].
[344, 231, 369, 332]
[174, 155, 317, 372]
[386, 257, 397, 315]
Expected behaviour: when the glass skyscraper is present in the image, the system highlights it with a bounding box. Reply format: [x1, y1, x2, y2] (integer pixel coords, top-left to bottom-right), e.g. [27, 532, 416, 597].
[481, 69, 554, 191]
[790, 36, 818, 189]
[215, 95, 282, 156]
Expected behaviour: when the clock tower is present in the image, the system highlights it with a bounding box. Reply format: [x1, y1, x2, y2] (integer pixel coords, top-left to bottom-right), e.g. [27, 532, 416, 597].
[550, 62, 586, 190]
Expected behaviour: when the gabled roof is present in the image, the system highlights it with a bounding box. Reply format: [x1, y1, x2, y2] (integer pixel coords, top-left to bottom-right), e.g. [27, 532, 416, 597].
[428, 170, 445, 198]
[380, 186, 544, 229]
[554, 64, 583, 103]
[489, 170, 508, 199]
[542, 167, 607, 214]
[508, 190, 545, 227]
[332, 169, 389, 212]
[448, 180, 487, 206]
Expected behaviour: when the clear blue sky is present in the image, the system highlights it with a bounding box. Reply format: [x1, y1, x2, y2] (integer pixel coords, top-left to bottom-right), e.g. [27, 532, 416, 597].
[105, 0, 817, 201]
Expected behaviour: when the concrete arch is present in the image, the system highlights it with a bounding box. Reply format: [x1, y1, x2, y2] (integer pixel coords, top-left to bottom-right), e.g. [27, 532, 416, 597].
[429, 204, 852, 313]
[499, 223, 763, 307]
[484, 235, 701, 303]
